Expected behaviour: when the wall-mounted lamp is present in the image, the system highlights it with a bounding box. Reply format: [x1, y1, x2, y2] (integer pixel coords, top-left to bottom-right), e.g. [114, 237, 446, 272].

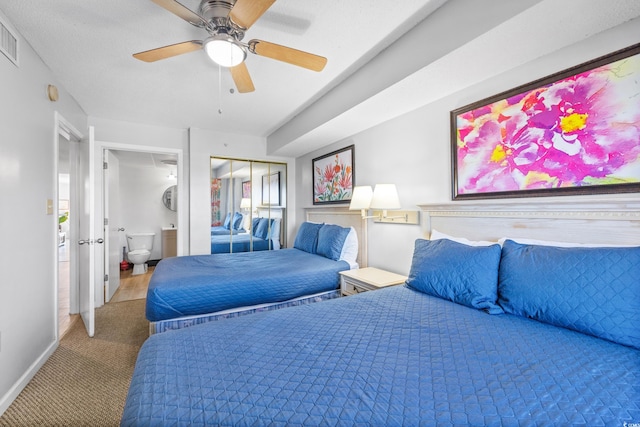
[349, 184, 419, 224]
[240, 198, 252, 211]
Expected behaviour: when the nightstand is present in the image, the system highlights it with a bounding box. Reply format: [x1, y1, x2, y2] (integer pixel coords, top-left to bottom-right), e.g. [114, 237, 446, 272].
[339, 267, 407, 296]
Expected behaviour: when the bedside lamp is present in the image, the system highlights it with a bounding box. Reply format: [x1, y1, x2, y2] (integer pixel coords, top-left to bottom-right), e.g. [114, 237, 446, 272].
[240, 198, 251, 211]
[349, 186, 373, 218]
[370, 184, 401, 220]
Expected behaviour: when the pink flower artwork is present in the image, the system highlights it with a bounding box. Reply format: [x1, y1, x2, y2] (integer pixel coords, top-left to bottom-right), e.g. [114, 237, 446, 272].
[454, 49, 640, 197]
[313, 146, 354, 204]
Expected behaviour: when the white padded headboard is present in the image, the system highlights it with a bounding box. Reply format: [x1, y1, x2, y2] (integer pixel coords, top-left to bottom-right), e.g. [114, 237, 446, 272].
[305, 207, 368, 267]
[418, 199, 640, 246]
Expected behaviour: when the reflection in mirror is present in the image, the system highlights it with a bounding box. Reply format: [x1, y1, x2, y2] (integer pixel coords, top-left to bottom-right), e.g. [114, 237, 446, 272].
[210, 157, 286, 254]
[162, 185, 177, 211]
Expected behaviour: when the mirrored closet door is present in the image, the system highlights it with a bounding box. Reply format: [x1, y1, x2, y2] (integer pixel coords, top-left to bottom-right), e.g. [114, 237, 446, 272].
[210, 157, 286, 254]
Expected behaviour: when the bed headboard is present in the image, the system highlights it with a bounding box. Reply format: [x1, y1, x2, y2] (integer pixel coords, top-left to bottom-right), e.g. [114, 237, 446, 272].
[418, 199, 640, 246]
[305, 207, 368, 267]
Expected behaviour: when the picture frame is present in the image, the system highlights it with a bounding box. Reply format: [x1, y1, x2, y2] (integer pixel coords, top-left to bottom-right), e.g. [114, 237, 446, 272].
[242, 180, 251, 199]
[451, 43, 640, 200]
[312, 145, 355, 205]
[262, 172, 280, 206]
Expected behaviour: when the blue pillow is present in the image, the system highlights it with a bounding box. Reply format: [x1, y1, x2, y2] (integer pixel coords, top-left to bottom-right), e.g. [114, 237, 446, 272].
[499, 240, 640, 349]
[251, 217, 260, 234]
[232, 212, 243, 230]
[222, 212, 232, 230]
[293, 222, 324, 254]
[316, 224, 350, 261]
[406, 239, 503, 314]
[253, 218, 272, 240]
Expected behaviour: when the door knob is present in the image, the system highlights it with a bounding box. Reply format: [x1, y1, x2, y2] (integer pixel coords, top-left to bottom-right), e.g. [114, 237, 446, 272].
[96, 238, 104, 244]
[78, 239, 88, 245]
[118, 228, 125, 231]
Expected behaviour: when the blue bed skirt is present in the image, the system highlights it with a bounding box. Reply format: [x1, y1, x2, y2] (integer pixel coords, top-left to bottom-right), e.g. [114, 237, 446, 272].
[149, 289, 340, 334]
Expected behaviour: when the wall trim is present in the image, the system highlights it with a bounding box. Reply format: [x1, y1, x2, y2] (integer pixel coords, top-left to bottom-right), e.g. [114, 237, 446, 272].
[0, 341, 58, 416]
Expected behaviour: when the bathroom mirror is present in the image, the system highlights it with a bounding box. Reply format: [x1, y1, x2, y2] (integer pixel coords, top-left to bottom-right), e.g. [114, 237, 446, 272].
[162, 185, 177, 211]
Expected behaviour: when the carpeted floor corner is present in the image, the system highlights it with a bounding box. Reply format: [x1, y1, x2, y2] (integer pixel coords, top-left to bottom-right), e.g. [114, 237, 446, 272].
[0, 299, 149, 427]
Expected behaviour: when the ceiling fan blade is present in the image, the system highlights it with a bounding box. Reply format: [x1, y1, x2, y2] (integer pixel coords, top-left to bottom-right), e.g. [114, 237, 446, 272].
[230, 62, 255, 93]
[229, 0, 275, 30]
[133, 41, 202, 62]
[151, 0, 207, 27]
[249, 40, 327, 72]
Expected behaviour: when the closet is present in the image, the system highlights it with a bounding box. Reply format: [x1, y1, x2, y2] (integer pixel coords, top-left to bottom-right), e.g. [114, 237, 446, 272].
[210, 157, 287, 254]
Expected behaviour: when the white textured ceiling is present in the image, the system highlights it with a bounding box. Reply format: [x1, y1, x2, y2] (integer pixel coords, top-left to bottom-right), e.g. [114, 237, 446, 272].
[1, 0, 639, 159]
[0, 0, 443, 139]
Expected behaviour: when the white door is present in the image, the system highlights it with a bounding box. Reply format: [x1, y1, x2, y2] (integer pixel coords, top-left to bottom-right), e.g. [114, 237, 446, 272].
[105, 150, 121, 301]
[78, 126, 97, 337]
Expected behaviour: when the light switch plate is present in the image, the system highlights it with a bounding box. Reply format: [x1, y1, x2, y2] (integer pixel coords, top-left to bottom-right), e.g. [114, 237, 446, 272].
[46, 199, 54, 215]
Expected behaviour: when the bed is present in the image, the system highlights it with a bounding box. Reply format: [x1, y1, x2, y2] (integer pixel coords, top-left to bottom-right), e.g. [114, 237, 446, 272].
[123, 202, 639, 425]
[148, 212, 366, 334]
[210, 217, 281, 254]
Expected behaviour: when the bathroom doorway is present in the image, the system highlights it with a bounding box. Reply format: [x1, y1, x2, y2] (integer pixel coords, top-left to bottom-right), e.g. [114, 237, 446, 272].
[100, 146, 183, 305]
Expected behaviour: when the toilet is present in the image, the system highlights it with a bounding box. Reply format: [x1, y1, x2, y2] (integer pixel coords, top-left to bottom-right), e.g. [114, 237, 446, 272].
[126, 233, 155, 275]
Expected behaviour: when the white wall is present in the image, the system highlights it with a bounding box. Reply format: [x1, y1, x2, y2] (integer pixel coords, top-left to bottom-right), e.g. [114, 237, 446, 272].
[189, 128, 294, 255]
[0, 11, 87, 414]
[118, 161, 178, 260]
[296, 18, 640, 276]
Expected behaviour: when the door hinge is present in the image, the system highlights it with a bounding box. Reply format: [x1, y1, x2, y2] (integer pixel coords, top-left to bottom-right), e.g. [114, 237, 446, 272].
[104, 274, 109, 282]
[103, 162, 108, 170]
[104, 218, 108, 226]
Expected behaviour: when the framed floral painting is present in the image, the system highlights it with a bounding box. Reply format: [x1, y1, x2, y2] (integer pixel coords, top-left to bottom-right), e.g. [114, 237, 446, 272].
[451, 43, 640, 200]
[313, 145, 355, 205]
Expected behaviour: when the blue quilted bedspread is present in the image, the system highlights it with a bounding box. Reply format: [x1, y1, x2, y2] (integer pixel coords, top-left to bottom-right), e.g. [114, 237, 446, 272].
[210, 233, 272, 253]
[125, 286, 640, 426]
[146, 249, 348, 322]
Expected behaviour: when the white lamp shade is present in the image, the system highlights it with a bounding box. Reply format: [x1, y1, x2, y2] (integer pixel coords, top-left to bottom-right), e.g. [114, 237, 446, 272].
[349, 186, 373, 210]
[240, 198, 251, 209]
[204, 35, 246, 67]
[370, 184, 401, 210]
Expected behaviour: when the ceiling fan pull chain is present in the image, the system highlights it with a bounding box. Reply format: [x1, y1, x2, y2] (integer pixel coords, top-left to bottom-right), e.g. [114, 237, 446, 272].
[217, 64, 223, 114]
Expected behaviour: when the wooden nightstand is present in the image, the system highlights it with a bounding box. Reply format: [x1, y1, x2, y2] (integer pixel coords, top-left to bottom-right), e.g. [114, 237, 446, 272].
[339, 267, 407, 296]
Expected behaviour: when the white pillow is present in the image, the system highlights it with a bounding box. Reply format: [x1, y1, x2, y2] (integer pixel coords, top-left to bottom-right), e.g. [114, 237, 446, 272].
[339, 227, 359, 269]
[498, 236, 636, 248]
[430, 229, 497, 247]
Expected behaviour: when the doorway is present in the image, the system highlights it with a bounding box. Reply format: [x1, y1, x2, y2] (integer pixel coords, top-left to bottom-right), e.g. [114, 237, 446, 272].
[55, 113, 83, 338]
[101, 147, 182, 305]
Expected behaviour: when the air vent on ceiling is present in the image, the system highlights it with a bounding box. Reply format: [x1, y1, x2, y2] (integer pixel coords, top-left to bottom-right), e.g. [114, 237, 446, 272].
[0, 18, 18, 66]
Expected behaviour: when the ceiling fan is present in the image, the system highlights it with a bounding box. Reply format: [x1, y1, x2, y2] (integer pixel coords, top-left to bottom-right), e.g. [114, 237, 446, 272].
[133, 0, 327, 93]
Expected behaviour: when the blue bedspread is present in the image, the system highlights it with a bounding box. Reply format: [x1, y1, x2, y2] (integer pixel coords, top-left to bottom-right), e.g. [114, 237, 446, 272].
[210, 233, 272, 253]
[146, 248, 348, 322]
[125, 286, 639, 426]
[210, 226, 240, 236]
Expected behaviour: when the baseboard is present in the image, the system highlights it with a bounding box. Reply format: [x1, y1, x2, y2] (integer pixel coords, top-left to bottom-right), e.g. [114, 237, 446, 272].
[0, 339, 58, 416]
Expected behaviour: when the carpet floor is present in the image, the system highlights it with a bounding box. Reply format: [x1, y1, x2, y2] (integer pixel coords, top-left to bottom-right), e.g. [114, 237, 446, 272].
[0, 299, 149, 426]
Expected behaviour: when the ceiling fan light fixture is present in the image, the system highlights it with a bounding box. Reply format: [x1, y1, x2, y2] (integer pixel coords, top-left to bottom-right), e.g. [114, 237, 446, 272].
[204, 35, 246, 67]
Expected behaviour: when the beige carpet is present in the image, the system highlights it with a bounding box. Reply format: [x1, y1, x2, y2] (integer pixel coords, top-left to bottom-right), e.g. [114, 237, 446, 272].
[0, 299, 149, 427]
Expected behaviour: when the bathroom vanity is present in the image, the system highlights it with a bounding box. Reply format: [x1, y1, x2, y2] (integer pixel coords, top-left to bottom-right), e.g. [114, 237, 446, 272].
[162, 228, 177, 258]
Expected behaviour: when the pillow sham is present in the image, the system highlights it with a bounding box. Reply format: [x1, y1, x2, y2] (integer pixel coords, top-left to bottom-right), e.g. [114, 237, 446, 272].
[430, 229, 497, 247]
[406, 239, 503, 314]
[498, 239, 640, 349]
[222, 212, 232, 230]
[498, 236, 635, 248]
[293, 222, 323, 254]
[253, 218, 273, 240]
[232, 212, 244, 230]
[317, 224, 351, 261]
